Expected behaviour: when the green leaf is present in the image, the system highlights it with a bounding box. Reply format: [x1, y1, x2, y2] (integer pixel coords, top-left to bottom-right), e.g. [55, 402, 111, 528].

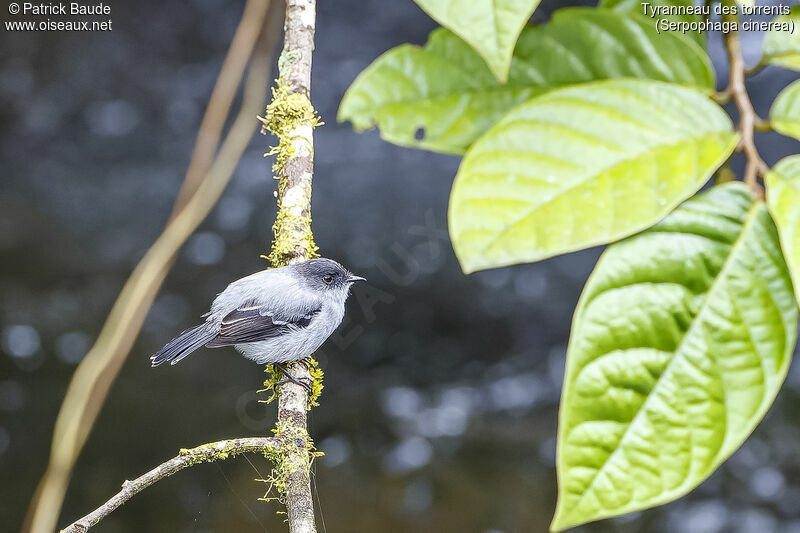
[600, 0, 706, 46]
[338, 32, 535, 155]
[762, 6, 800, 70]
[448, 79, 737, 273]
[411, 0, 541, 82]
[766, 156, 800, 305]
[339, 9, 715, 154]
[553, 183, 798, 531]
[770, 79, 800, 141]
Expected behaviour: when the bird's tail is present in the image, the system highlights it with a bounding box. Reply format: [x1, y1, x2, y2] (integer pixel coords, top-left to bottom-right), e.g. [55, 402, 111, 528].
[151, 323, 218, 367]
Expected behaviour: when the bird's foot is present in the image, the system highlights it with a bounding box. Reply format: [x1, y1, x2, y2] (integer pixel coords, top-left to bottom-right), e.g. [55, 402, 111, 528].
[298, 356, 318, 372]
[275, 363, 313, 393]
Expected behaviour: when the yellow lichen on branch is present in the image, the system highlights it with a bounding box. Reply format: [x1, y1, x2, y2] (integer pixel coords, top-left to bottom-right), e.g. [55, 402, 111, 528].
[267, 207, 320, 267]
[258, 78, 323, 267]
[260, 80, 323, 174]
[260, 358, 324, 408]
[257, 357, 324, 506]
[257, 417, 324, 504]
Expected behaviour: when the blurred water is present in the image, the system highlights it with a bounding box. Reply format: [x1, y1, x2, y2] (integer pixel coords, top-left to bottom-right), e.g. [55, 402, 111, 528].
[2, 0, 800, 532]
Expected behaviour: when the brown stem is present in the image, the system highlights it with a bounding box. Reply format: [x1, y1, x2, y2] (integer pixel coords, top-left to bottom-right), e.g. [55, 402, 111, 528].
[59, 438, 281, 533]
[722, 10, 766, 198]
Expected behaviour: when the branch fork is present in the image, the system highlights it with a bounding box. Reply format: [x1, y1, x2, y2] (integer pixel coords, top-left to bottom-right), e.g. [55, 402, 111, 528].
[722, 10, 767, 197]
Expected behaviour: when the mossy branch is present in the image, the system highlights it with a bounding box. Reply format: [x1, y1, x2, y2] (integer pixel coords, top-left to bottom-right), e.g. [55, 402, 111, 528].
[257, 1, 321, 532]
[258, 79, 323, 266]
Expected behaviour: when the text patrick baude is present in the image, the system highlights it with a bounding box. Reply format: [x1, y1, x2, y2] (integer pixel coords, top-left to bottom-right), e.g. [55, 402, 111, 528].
[20, 2, 110, 15]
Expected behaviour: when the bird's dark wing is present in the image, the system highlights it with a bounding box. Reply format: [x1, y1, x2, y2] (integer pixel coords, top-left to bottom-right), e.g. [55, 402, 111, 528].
[205, 305, 320, 347]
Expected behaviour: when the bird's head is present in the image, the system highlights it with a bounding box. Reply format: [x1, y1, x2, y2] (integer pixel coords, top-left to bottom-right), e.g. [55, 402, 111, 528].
[294, 258, 365, 295]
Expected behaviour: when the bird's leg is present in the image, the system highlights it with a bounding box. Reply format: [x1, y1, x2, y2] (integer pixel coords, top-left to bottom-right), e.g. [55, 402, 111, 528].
[275, 363, 313, 393]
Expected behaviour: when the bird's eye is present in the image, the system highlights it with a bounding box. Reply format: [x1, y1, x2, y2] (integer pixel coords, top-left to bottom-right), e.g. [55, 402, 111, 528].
[323, 274, 333, 284]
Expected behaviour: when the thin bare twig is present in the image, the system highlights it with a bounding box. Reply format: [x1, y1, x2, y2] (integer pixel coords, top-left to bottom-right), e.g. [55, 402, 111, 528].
[722, 11, 767, 198]
[25, 4, 279, 532]
[59, 438, 282, 533]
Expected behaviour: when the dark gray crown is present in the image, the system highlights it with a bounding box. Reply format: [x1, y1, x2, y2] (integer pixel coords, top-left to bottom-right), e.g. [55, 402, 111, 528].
[295, 258, 348, 276]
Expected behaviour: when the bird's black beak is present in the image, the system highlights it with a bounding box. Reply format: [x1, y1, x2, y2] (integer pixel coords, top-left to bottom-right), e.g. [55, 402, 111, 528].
[347, 275, 366, 283]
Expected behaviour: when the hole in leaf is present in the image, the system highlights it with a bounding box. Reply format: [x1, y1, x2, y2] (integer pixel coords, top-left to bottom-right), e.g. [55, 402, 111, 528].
[414, 127, 426, 141]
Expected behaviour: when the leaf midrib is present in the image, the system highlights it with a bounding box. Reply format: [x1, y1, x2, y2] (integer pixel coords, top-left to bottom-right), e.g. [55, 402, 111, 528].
[562, 202, 761, 523]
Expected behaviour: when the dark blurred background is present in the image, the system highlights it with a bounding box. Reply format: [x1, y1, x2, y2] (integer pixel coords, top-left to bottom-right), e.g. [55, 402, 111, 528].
[2, 0, 800, 531]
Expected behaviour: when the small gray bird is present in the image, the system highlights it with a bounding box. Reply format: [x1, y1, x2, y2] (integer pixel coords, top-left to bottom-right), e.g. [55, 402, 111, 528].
[151, 258, 364, 387]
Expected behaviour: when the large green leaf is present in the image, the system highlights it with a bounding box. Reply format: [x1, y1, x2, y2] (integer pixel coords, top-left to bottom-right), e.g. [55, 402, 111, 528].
[770, 79, 800, 141]
[411, 0, 541, 82]
[553, 183, 798, 531]
[762, 6, 800, 71]
[599, 0, 705, 46]
[766, 156, 800, 304]
[338, 9, 715, 154]
[448, 79, 737, 273]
